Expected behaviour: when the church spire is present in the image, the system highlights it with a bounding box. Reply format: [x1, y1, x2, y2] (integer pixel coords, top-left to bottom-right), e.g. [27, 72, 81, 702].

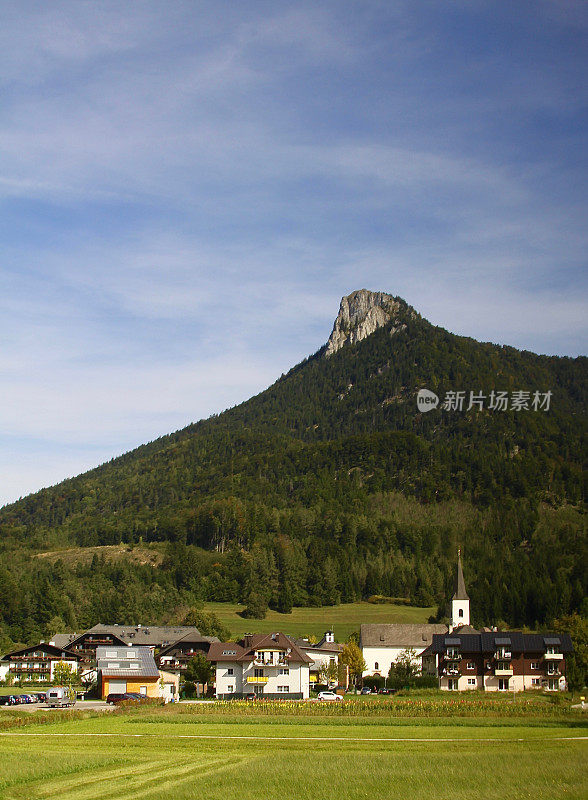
[450, 549, 470, 628]
[453, 548, 469, 601]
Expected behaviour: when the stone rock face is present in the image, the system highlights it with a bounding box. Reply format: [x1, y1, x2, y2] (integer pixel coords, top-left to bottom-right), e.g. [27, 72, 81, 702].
[325, 289, 408, 357]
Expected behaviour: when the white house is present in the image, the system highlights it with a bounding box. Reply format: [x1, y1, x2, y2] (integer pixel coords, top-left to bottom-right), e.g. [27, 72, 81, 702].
[0, 642, 81, 683]
[208, 632, 312, 699]
[295, 631, 344, 687]
[360, 622, 448, 678]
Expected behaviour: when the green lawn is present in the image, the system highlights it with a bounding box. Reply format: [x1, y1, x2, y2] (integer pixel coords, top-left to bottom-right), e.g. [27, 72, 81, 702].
[0, 701, 585, 800]
[203, 600, 436, 640]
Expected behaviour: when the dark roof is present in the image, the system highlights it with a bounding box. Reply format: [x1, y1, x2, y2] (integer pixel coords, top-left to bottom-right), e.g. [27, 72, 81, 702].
[67, 624, 212, 649]
[294, 637, 343, 654]
[208, 632, 313, 664]
[428, 631, 573, 655]
[360, 623, 448, 649]
[1, 642, 80, 661]
[157, 632, 218, 658]
[453, 553, 469, 601]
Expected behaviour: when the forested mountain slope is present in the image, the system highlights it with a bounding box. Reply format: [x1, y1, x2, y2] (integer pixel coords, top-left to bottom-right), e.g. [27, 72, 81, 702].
[0, 292, 586, 645]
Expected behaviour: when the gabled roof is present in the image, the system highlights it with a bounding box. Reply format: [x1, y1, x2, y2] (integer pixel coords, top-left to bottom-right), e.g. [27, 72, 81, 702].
[208, 633, 313, 664]
[97, 646, 159, 677]
[427, 631, 574, 655]
[360, 624, 448, 649]
[294, 637, 343, 654]
[1, 642, 80, 661]
[157, 632, 218, 658]
[67, 624, 210, 649]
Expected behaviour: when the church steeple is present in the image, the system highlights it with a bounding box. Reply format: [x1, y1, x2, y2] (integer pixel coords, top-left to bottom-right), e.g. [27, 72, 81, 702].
[453, 549, 469, 601]
[451, 549, 470, 628]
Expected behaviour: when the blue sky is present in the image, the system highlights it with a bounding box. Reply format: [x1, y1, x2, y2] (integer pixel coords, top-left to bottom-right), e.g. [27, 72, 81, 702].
[1, 1, 586, 507]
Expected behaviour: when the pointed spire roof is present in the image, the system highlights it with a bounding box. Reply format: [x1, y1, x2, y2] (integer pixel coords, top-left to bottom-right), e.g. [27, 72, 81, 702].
[453, 550, 469, 600]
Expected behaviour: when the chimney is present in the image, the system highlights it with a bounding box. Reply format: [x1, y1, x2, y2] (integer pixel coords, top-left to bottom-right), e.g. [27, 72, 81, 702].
[325, 631, 335, 643]
[243, 633, 253, 649]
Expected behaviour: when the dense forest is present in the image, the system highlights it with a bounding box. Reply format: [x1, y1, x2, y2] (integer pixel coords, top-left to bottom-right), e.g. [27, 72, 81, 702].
[0, 298, 586, 647]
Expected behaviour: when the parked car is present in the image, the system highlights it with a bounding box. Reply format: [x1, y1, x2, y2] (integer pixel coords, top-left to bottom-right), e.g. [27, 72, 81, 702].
[377, 688, 391, 695]
[317, 691, 343, 702]
[360, 686, 372, 695]
[244, 692, 258, 701]
[33, 692, 46, 702]
[0, 695, 17, 706]
[106, 693, 129, 705]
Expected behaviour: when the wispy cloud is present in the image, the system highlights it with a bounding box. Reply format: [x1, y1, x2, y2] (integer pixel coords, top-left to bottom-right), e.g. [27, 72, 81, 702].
[0, 1, 586, 506]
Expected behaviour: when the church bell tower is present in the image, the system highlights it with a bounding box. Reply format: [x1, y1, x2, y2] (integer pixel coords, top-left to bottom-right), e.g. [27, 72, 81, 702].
[451, 549, 470, 628]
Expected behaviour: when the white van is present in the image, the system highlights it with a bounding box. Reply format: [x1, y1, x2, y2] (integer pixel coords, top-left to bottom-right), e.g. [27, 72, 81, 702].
[45, 686, 76, 708]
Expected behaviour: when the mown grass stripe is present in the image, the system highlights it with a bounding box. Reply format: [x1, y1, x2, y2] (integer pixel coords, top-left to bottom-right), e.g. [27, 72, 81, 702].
[0, 732, 586, 742]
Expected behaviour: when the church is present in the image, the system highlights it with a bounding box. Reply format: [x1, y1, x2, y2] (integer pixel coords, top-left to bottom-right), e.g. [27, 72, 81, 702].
[360, 551, 573, 692]
[360, 553, 472, 679]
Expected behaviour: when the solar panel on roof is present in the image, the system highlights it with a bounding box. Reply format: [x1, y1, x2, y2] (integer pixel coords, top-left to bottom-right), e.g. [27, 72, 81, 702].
[544, 637, 560, 645]
[495, 637, 511, 645]
[444, 638, 461, 645]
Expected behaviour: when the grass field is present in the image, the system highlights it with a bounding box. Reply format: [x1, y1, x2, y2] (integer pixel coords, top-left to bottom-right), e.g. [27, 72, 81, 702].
[202, 600, 436, 640]
[0, 697, 585, 800]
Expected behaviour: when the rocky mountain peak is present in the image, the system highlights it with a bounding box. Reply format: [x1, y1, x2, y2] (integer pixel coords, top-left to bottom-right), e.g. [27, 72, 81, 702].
[325, 289, 409, 356]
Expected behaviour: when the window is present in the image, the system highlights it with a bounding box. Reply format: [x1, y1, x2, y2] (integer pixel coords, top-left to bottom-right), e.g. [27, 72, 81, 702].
[530, 662, 539, 670]
[498, 679, 509, 691]
[531, 678, 540, 686]
[254, 668, 264, 678]
[107, 663, 120, 669]
[374, 662, 379, 670]
[548, 679, 558, 691]
[448, 679, 458, 691]
[227, 685, 234, 693]
[467, 678, 476, 686]
[222, 650, 237, 656]
[278, 668, 289, 675]
[227, 668, 234, 676]
[130, 663, 139, 670]
[105, 651, 118, 658]
[458, 609, 464, 618]
[277, 685, 289, 693]
[467, 662, 475, 670]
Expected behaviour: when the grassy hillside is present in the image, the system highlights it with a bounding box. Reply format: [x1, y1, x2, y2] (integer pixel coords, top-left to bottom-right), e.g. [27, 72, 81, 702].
[201, 600, 436, 641]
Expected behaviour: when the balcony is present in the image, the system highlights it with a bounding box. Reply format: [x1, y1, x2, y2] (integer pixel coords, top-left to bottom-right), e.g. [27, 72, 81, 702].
[444, 651, 461, 661]
[9, 666, 49, 673]
[494, 651, 511, 660]
[544, 652, 563, 661]
[246, 676, 269, 684]
[494, 667, 513, 677]
[252, 658, 289, 667]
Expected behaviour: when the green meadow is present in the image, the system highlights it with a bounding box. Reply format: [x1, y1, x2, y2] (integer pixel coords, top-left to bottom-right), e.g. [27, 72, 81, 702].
[202, 600, 435, 640]
[0, 697, 586, 800]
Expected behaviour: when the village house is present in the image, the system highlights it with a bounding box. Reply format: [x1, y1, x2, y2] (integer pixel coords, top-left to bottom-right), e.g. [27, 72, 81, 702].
[56, 623, 213, 662]
[209, 632, 312, 699]
[97, 645, 172, 700]
[156, 631, 218, 675]
[295, 631, 344, 687]
[0, 642, 81, 683]
[421, 630, 573, 691]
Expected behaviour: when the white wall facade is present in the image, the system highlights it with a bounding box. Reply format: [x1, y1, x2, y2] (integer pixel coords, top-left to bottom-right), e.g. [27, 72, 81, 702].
[363, 646, 425, 678]
[215, 660, 309, 699]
